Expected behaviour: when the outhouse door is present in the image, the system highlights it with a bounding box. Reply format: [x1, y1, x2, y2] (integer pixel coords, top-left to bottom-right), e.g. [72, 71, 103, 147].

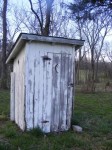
[42, 52, 74, 132]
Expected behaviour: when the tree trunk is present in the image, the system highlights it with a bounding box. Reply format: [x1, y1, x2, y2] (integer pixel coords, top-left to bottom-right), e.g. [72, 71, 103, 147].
[76, 19, 82, 85]
[1, 0, 8, 89]
[91, 47, 95, 92]
[95, 58, 99, 82]
[76, 48, 82, 85]
[43, 0, 54, 36]
[29, 0, 54, 36]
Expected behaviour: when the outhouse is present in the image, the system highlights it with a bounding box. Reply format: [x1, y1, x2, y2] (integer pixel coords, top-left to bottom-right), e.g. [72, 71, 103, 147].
[6, 33, 84, 133]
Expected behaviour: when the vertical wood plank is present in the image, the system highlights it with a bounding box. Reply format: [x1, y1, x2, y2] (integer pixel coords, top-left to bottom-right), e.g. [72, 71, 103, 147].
[41, 51, 47, 132]
[15, 61, 19, 125]
[25, 46, 35, 129]
[38, 50, 44, 129]
[13, 47, 25, 130]
[63, 54, 69, 130]
[72, 48, 75, 117]
[51, 53, 61, 132]
[18, 58, 25, 130]
[66, 54, 74, 129]
[33, 51, 40, 128]
[59, 54, 69, 131]
[10, 72, 15, 121]
[43, 53, 53, 133]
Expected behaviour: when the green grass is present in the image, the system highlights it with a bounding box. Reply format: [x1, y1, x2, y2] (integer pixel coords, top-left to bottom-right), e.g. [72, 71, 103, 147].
[0, 90, 112, 150]
[0, 90, 9, 119]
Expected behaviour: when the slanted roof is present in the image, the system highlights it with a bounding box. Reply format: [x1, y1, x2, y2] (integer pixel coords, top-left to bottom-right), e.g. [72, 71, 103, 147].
[6, 33, 84, 63]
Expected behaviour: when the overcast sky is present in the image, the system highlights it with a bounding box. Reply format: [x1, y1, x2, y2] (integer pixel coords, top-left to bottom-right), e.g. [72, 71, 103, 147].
[8, 0, 112, 42]
[10, 0, 73, 6]
[10, 0, 28, 6]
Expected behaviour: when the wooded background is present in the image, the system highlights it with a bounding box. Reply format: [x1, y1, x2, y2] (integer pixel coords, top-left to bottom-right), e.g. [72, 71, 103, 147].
[0, 0, 112, 92]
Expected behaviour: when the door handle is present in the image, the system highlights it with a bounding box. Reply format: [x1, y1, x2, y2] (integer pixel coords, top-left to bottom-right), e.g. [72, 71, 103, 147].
[68, 83, 74, 87]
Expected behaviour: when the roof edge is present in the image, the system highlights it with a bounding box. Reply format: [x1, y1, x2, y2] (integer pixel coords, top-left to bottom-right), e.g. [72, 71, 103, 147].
[6, 33, 85, 64]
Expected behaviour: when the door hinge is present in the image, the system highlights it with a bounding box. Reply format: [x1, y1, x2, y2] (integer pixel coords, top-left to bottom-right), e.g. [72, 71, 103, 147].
[42, 55, 51, 61]
[41, 120, 49, 123]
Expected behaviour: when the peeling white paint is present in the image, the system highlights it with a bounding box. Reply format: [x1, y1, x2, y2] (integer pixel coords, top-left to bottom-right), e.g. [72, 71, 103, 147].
[10, 72, 15, 121]
[11, 41, 75, 133]
[13, 46, 25, 130]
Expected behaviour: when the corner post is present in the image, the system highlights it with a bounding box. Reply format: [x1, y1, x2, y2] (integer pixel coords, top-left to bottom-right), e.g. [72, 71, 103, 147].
[10, 72, 15, 121]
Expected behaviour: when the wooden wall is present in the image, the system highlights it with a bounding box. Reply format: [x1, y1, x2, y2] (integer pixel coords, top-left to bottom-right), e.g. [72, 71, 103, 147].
[25, 42, 75, 133]
[13, 46, 26, 130]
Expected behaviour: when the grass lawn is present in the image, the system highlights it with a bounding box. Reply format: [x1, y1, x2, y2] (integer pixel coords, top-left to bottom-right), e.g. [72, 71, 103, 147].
[0, 90, 112, 150]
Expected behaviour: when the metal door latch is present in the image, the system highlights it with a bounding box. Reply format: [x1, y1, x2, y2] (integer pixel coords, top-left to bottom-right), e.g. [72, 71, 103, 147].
[41, 120, 49, 123]
[42, 55, 51, 61]
[68, 83, 74, 87]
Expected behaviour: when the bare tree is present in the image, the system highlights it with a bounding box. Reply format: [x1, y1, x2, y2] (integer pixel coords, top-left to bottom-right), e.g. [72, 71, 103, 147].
[94, 23, 111, 82]
[1, 0, 8, 89]
[81, 13, 111, 92]
[28, 0, 54, 36]
[14, 0, 72, 38]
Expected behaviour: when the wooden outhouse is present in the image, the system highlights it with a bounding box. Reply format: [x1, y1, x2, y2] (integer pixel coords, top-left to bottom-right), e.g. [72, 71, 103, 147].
[6, 33, 84, 133]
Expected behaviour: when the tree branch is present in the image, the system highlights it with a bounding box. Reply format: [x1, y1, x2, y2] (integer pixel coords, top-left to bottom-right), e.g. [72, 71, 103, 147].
[28, 0, 43, 34]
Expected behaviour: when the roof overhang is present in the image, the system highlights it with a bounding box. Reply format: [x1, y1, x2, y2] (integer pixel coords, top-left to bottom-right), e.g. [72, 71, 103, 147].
[6, 33, 84, 64]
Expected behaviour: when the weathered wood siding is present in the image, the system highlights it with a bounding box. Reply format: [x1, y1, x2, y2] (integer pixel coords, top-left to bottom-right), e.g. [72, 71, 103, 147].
[10, 72, 15, 121]
[13, 46, 25, 130]
[25, 42, 75, 132]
